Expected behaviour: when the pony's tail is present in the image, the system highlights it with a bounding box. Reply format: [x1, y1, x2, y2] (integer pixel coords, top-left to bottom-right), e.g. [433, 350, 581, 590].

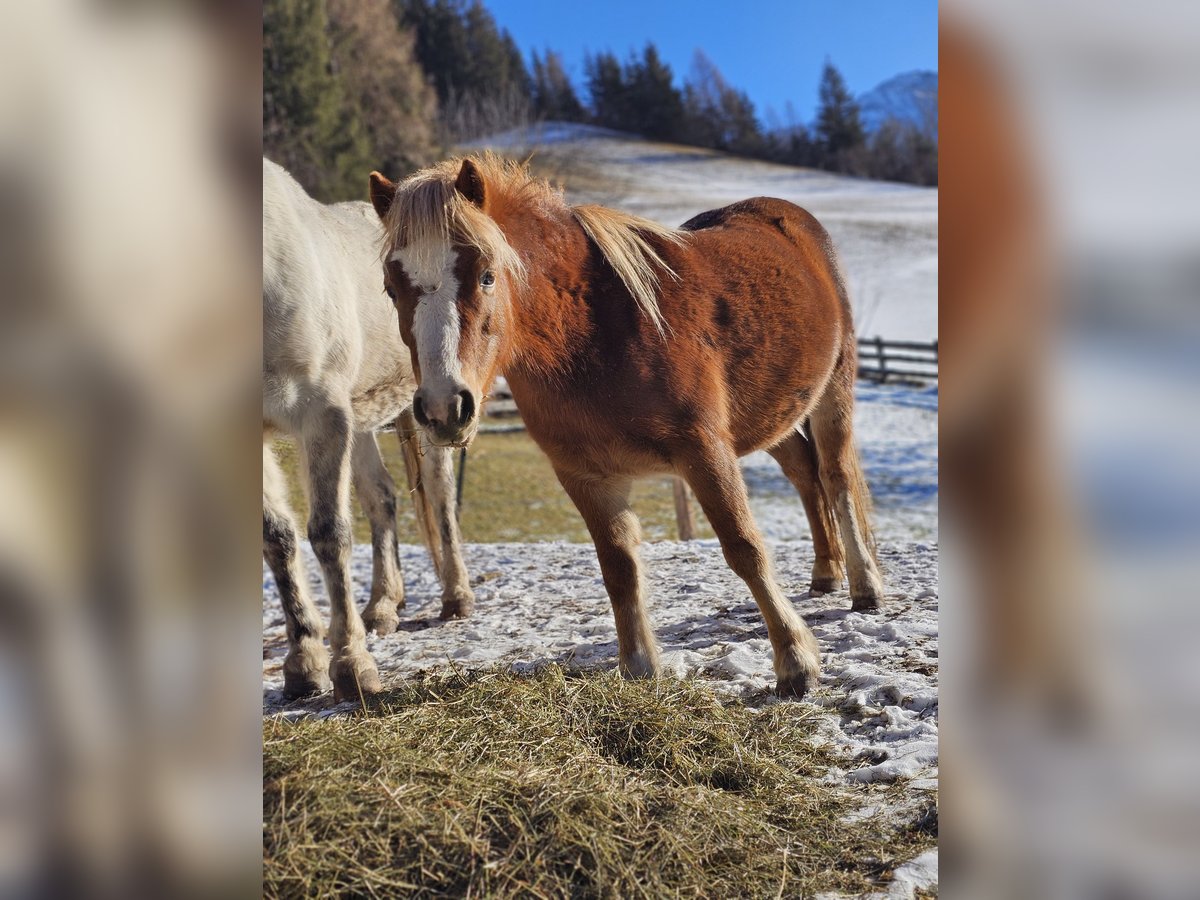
[397, 406, 444, 573]
[799, 419, 845, 565]
[844, 440, 879, 565]
[804, 419, 879, 566]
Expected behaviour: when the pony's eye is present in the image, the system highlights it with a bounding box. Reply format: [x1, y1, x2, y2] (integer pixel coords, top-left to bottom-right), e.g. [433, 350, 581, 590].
[385, 286, 395, 300]
[480, 270, 496, 288]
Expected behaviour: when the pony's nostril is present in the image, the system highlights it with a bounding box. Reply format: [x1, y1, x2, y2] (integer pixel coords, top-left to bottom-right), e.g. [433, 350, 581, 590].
[412, 394, 429, 426]
[458, 389, 476, 426]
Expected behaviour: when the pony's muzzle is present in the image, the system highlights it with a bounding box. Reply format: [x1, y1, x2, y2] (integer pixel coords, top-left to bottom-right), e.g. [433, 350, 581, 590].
[413, 384, 477, 445]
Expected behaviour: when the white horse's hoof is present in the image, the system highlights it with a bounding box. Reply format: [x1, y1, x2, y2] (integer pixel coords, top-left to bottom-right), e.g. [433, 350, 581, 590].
[331, 653, 382, 702]
[283, 644, 332, 699]
[363, 605, 401, 636]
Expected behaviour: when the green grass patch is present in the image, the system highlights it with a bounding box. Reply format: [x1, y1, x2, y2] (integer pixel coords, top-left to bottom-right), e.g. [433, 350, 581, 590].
[264, 668, 934, 898]
[273, 430, 713, 545]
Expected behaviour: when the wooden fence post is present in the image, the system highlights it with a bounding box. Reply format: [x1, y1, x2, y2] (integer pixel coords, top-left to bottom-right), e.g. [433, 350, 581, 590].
[673, 477, 696, 541]
[875, 335, 888, 383]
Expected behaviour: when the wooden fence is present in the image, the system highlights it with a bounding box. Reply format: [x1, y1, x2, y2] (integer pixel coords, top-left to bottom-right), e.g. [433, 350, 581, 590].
[856, 337, 938, 384]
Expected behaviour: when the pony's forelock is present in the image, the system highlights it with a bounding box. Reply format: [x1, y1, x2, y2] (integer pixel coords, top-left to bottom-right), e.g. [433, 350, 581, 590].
[380, 156, 526, 286]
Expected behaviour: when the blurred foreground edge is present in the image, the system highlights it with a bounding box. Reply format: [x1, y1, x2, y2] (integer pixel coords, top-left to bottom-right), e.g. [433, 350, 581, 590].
[942, 5, 1200, 897]
[0, 2, 262, 898]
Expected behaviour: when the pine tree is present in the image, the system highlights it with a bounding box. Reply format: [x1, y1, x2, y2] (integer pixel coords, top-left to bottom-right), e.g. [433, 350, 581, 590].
[626, 44, 684, 141]
[814, 60, 865, 171]
[396, 0, 532, 140]
[681, 51, 762, 154]
[398, 0, 469, 104]
[327, 0, 438, 180]
[531, 50, 585, 122]
[263, 0, 374, 201]
[585, 51, 628, 130]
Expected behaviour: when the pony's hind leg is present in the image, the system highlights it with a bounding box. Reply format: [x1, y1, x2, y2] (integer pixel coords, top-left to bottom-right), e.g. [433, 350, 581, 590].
[556, 472, 659, 677]
[419, 439, 475, 619]
[303, 405, 381, 701]
[810, 376, 885, 611]
[767, 426, 846, 593]
[351, 432, 405, 636]
[680, 441, 820, 698]
[263, 442, 330, 698]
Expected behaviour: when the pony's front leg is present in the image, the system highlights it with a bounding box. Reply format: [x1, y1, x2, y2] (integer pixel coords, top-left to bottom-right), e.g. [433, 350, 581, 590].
[556, 472, 659, 677]
[419, 440, 475, 619]
[680, 441, 821, 698]
[351, 432, 405, 636]
[304, 407, 381, 701]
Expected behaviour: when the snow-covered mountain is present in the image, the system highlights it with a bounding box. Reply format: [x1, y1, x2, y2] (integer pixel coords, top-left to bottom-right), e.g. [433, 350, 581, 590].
[858, 70, 938, 136]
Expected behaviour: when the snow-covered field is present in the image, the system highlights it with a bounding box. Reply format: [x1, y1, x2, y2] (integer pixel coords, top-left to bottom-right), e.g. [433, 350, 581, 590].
[475, 123, 938, 343]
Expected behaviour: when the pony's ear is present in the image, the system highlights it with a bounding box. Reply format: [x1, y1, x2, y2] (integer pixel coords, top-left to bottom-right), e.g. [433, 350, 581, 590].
[368, 171, 396, 220]
[454, 158, 487, 208]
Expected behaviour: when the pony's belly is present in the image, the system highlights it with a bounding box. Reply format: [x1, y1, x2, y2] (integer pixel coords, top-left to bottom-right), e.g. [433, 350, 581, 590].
[520, 410, 678, 479]
[729, 393, 815, 457]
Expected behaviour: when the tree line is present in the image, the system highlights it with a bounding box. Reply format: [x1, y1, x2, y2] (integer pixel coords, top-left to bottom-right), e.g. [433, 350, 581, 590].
[263, 0, 936, 202]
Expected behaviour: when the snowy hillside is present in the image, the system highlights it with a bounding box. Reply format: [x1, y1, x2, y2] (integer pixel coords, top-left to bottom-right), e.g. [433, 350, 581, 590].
[471, 123, 937, 342]
[858, 70, 939, 137]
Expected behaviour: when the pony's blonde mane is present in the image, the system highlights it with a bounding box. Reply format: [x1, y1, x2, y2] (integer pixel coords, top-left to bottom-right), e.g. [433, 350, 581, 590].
[380, 155, 526, 284]
[381, 152, 683, 334]
[570, 204, 682, 336]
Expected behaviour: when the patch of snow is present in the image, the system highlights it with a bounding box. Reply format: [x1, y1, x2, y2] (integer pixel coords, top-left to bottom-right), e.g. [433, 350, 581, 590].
[883, 849, 938, 899]
[747, 383, 938, 543]
[263, 537, 937, 795]
[468, 124, 937, 342]
[476, 121, 633, 149]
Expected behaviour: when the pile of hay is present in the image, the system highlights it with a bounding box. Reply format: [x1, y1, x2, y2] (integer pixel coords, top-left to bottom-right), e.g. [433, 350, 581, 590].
[264, 668, 934, 897]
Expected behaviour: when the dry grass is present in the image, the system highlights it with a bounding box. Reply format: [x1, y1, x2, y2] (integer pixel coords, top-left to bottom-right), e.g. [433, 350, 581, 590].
[273, 430, 713, 545]
[264, 668, 935, 898]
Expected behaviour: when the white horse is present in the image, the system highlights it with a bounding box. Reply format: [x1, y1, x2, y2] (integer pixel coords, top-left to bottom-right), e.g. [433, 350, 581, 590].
[263, 157, 475, 701]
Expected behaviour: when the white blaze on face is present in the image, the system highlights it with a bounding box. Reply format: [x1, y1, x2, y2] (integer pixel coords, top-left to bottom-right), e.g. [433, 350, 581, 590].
[390, 243, 463, 398]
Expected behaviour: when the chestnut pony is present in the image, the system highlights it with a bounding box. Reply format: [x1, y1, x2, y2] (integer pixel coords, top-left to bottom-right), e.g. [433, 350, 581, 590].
[369, 154, 883, 697]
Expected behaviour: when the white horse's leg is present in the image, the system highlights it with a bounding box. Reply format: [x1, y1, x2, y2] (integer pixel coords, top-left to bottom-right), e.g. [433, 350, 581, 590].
[418, 438, 475, 619]
[352, 432, 406, 636]
[303, 405, 381, 700]
[263, 442, 331, 697]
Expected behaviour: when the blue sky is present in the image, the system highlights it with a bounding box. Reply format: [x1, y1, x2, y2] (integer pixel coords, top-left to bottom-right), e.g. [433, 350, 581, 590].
[484, 0, 938, 126]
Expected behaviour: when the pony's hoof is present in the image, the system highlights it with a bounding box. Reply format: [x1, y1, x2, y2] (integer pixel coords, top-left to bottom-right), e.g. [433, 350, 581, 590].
[851, 593, 882, 612]
[850, 572, 885, 611]
[775, 644, 820, 700]
[619, 647, 661, 679]
[282, 645, 331, 698]
[331, 655, 382, 703]
[775, 672, 812, 699]
[363, 605, 401, 636]
[810, 559, 844, 595]
[439, 587, 476, 620]
[810, 576, 843, 594]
